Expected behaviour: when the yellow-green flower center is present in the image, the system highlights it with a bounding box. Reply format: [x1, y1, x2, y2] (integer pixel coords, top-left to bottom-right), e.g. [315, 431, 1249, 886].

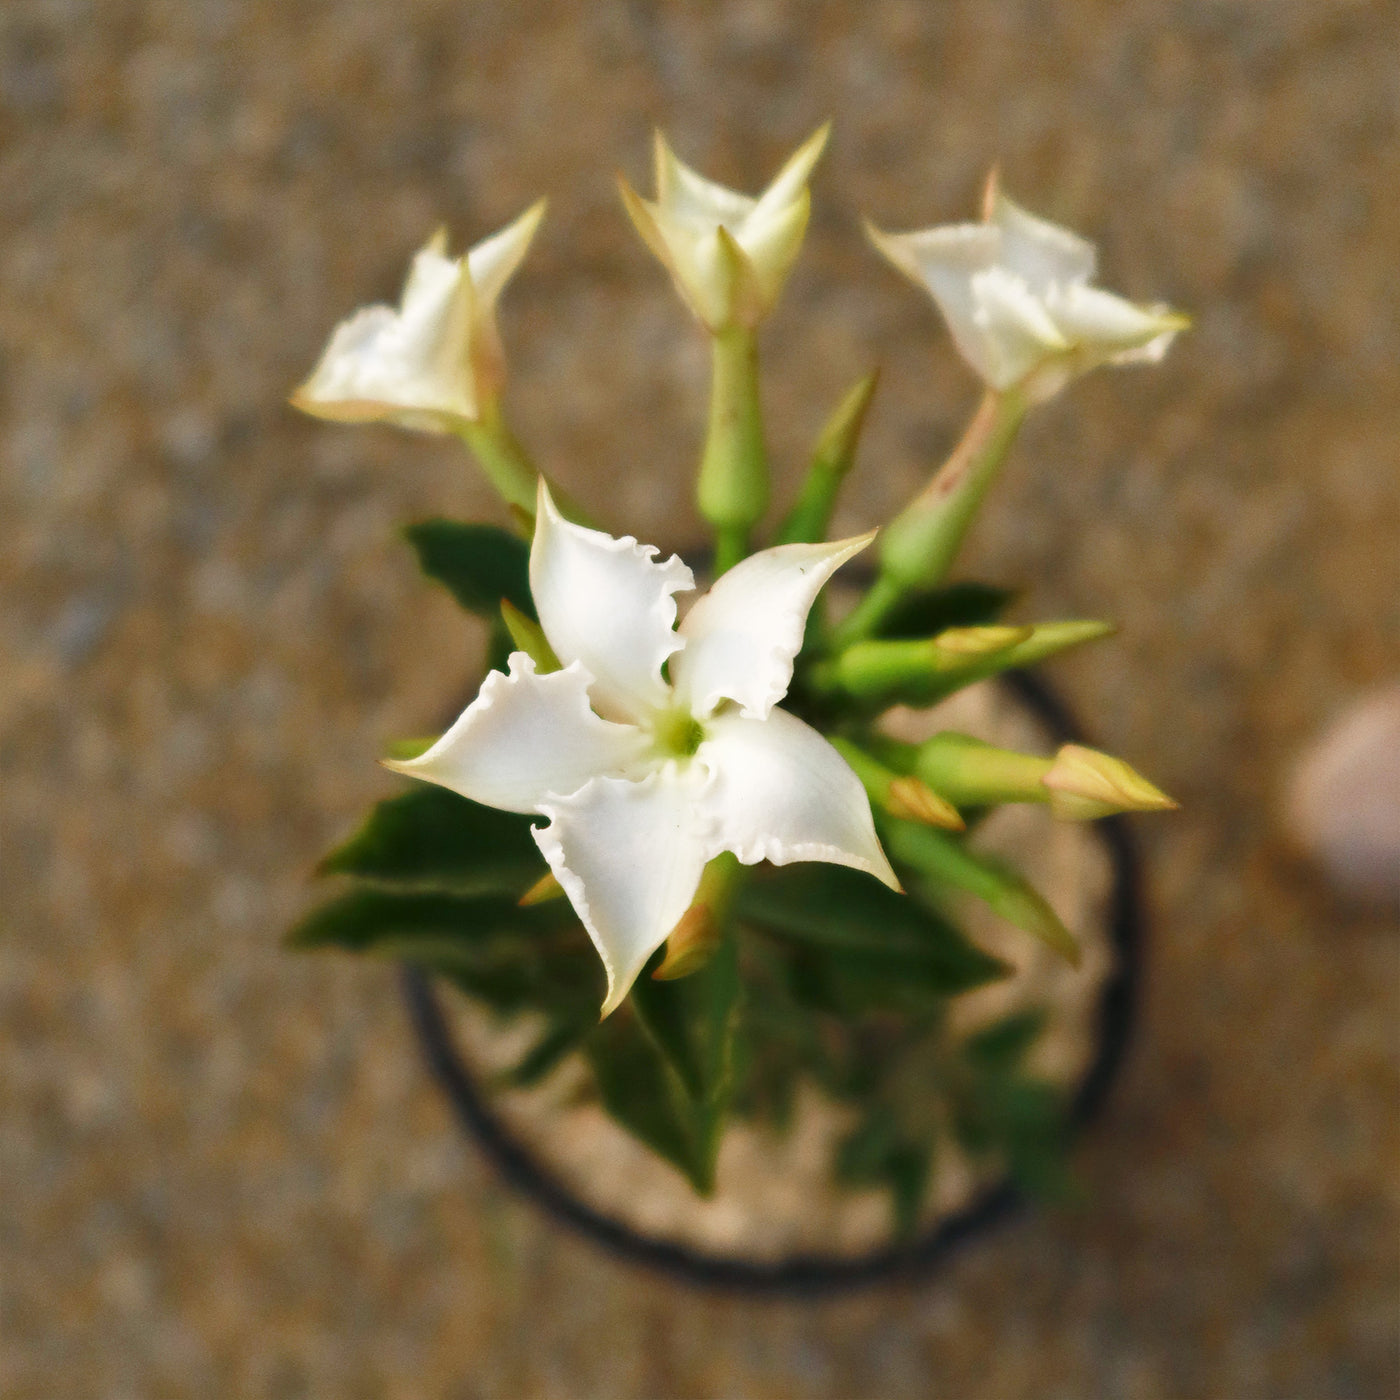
[651, 707, 706, 759]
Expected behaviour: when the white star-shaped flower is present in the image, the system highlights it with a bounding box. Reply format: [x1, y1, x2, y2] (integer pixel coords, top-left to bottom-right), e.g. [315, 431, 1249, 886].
[387, 481, 898, 1014]
[867, 175, 1188, 401]
[620, 125, 829, 330]
[291, 200, 545, 431]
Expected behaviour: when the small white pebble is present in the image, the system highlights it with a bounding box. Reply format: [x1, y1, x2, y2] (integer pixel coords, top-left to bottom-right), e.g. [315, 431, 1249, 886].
[1286, 686, 1400, 909]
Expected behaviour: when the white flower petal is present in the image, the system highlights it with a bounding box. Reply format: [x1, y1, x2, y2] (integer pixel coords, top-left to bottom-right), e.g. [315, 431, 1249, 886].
[1106, 324, 1182, 366]
[617, 180, 675, 268]
[535, 764, 714, 1016]
[292, 238, 476, 426]
[530, 481, 694, 722]
[748, 122, 830, 223]
[649, 212, 744, 329]
[293, 206, 544, 429]
[629, 130, 824, 328]
[868, 222, 1003, 383]
[700, 707, 899, 889]
[399, 238, 467, 327]
[1045, 282, 1188, 355]
[736, 192, 811, 312]
[383, 654, 648, 813]
[867, 220, 997, 287]
[654, 132, 756, 227]
[989, 189, 1097, 291]
[970, 266, 1072, 389]
[675, 533, 876, 720]
[292, 307, 420, 421]
[466, 199, 546, 309]
[867, 190, 1183, 394]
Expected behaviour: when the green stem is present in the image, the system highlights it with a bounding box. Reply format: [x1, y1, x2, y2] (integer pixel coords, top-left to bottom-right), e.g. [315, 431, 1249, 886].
[881, 819, 1079, 965]
[811, 619, 1113, 708]
[832, 389, 1026, 647]
[907, 732, 1053, 807]
[828, 736, 963, 829]
[697, 326, 768, 574]
[831, 574, 905, 650]
[775, 369, 879, 546]
[456, 397, 538, 517]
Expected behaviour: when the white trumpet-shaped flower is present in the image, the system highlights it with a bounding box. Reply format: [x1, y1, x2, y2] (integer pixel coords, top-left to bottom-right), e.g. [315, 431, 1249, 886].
[867, 174, 1188, 402]
[291, 200, 546, 432]
[620, 125, 829, 331]
[387, 481, 898, 1014]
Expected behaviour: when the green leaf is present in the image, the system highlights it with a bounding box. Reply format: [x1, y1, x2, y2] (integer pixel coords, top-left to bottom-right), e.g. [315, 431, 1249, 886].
[882, 819, 1080, 965]
[781, 945, 966, 1016]
[833, 1104, 907, 1186]
[286, 888, 572, 953]
[834, 1106, 933, 1238]
[404, 520, 535, 620]
[951, 1072, 1073, 1202]
[631, 939, 736, 1098]
[964, 1009, 1049, 1071]
[317, 786, 547, 896]
[585, 1010, 711, 1192]
[876, 582, 1015, 640]
[498, 1019, 590, 1088]
[736, 864, 1010, 994]
[417, 942, 599, 1017]
[288, 887, 601, 1015]
[884, 1142, 933, 1237]
[485, 618, 515, 676]
[729, 941, 838, 1125]
[628, 936, 741, 1186]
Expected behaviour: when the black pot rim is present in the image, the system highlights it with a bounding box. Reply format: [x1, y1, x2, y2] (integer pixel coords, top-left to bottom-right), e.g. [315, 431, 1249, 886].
[401, 669, 1144, 1296]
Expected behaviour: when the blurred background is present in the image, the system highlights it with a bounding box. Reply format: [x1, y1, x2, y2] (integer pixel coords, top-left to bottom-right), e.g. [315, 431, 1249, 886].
[2, 1, 1397, 1395]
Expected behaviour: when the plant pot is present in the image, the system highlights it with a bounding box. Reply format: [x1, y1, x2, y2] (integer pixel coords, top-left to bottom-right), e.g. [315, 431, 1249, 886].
[401, 670, 1142, 1295]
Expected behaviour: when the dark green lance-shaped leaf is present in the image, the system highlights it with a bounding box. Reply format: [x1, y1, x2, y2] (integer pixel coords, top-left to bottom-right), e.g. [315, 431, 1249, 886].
[404, 519, 535, 620]
[627, 938, 741, 1188]
[782, 943, 987, 1016]
[631, 936, 740, 1102]
[884, 1142, 933, 1238]
[875, 581, 1015, 640]
[287, 888, 572, 954]
[416, 940, 600, 1017]
[833, 1106, 933, 1239]
[317, 786, 546, 896]
[485, 618, 515, 676]
[963, 1008, 1049, 1071]
[834, 1104, 901, 1181]
[585, 1010, 712, 1192]
[882, 819, 1080, 965]
[729, 940, 840, 1125]
[288, 888, 599, 1015]
[951, 1072, 1074, 1202]
[498, 1018, 591, 1088]
[736, 864, 1009, 994]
